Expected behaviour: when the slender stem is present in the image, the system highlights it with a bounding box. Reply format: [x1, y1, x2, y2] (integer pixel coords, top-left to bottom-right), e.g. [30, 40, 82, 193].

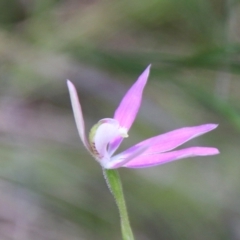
[103, 169, 135, 240]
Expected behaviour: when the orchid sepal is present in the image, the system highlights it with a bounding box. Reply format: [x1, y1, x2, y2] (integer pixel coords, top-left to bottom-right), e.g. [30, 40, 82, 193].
[108, 65, 151, 155]
[67, 80, 90, 152]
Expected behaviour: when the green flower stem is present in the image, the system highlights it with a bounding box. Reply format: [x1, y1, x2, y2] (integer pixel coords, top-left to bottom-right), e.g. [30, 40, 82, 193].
[103, 169, 135, 240]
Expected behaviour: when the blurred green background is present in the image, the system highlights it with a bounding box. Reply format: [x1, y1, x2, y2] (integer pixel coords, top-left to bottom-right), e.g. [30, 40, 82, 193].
[0, 0, 239, 239]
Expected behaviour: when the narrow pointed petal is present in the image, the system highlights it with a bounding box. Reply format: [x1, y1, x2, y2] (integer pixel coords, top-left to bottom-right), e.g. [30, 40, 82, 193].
[67, 80, 89, 150]
[114, 65, 151, 129]
[109, 65, 151, 155]
[117, 124, 218, 158]
[123, 147, 219, 168]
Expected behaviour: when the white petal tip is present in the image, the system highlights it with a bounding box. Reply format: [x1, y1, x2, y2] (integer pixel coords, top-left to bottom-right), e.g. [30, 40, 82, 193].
[213, 148, 220, 155]
[198, 147, 220, 156]
[119, 127, 128, 138]
[67, 79, 74, 89]
[144, 64, 151, 74]
[138, 65, 151, 82]
[207, 123, 219, 131]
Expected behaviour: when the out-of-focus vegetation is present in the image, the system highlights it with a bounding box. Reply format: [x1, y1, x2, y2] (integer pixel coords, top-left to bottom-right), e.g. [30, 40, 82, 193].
[0, 0, 240, 239]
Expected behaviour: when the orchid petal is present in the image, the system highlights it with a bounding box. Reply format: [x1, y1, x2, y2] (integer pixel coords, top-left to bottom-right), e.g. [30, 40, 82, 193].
[109, 65, 151, 155]
[123, 147, 219, 168]
[105, 145, 148, 169]
[116, 124, 218, 159]
[113, 65, 151, 129]
[67, 80, 90, 151]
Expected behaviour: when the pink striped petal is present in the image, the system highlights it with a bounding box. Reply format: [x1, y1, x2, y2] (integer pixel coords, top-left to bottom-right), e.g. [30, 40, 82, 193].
[108, 65, 151, 155]
[123, 147, 219, 168]
[116, 124, 218, 159]
[67, 80, 90, 151]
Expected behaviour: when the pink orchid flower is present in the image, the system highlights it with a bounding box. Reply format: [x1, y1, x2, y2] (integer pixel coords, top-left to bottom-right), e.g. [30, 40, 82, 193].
[67, 65, 219, 169]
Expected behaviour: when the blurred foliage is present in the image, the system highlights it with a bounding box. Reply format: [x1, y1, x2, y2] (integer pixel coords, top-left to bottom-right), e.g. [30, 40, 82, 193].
[0, 0, 240, 239]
